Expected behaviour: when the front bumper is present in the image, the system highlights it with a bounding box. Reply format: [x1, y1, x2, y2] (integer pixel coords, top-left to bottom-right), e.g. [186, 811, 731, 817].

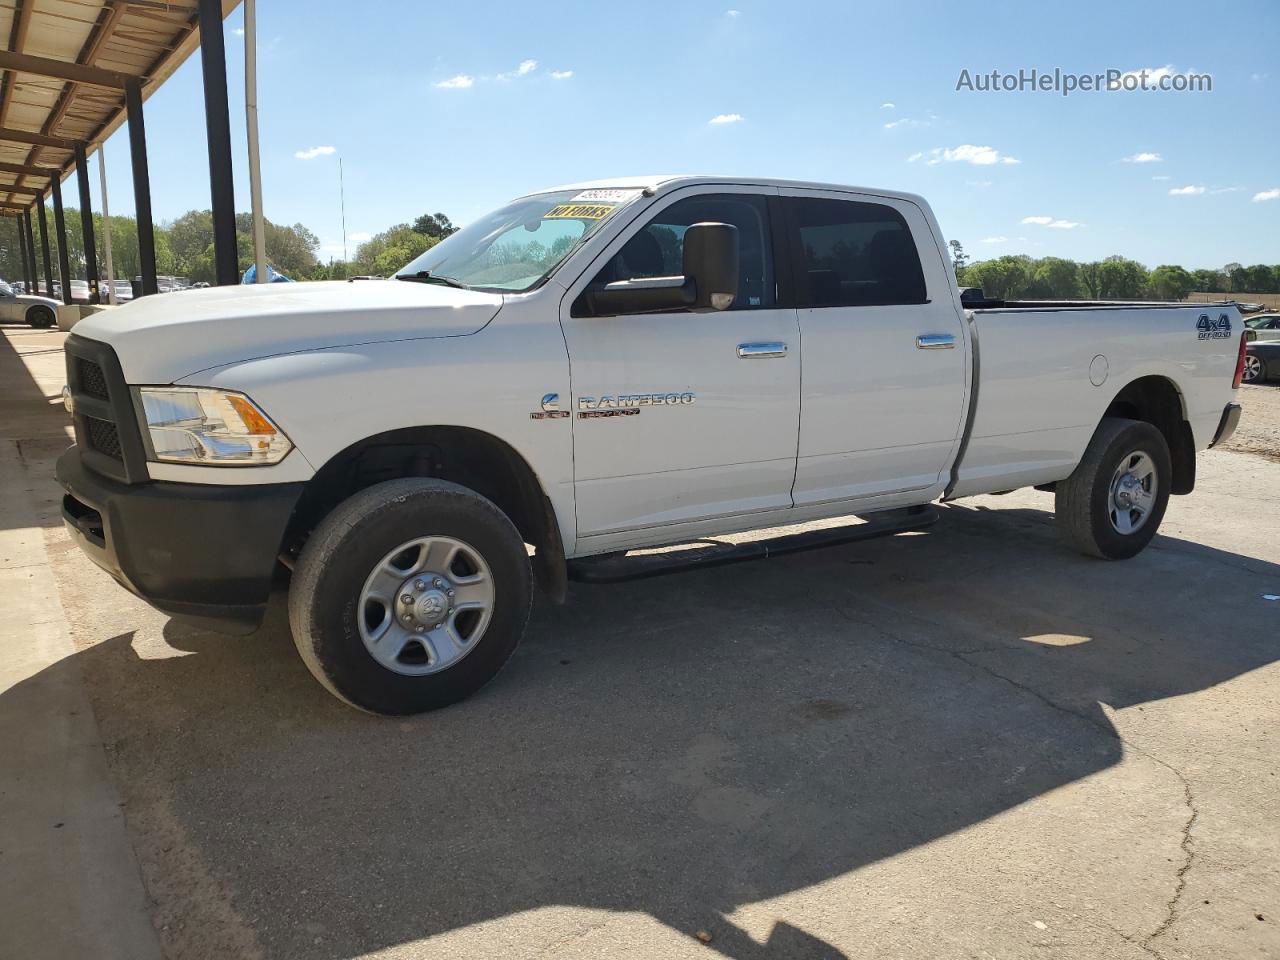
[1209, 402, 1242, 448]
[56, 444, 304, 634]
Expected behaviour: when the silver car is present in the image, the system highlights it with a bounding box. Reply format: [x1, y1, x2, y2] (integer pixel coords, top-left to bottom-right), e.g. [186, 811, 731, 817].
[0, 280, 61, 328]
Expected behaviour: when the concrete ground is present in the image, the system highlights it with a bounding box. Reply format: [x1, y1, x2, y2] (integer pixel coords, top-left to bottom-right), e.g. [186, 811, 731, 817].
[1, 323, 1277, 960]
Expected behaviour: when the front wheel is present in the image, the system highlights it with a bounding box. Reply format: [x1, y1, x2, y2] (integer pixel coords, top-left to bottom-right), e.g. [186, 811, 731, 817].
[288, 478, 532, 714]
[26, 305, 55, 328]
[1055, 418, 1171, 560]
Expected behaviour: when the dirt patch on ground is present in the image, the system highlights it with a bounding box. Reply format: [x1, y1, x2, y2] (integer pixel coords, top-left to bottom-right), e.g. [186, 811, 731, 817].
[1224, 383, 1280, 463]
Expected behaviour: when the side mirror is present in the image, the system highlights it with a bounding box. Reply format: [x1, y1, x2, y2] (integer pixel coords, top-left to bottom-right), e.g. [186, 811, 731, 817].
[1245, 329, 1258, 343]
[682, 221, 739, 312]
[581, 221, 740, 316]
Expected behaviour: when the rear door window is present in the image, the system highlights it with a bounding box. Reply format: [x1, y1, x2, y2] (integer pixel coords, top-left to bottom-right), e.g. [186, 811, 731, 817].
[786, 197, 927, 307]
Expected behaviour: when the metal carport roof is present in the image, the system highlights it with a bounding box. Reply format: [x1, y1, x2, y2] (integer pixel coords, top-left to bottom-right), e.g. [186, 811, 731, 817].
[0, 0, 241, 300]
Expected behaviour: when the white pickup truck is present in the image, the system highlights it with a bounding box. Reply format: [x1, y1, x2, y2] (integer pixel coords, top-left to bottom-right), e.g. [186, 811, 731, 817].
[56, 176, 1246, 714]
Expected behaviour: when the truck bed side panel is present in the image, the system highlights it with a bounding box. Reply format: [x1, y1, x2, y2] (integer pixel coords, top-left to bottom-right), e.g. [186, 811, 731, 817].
[950, 305, 1238, 498]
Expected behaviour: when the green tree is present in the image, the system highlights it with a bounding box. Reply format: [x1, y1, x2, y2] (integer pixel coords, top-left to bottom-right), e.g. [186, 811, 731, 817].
[1148, 264, 1194, 300]
[1243, 264, 1276, 294]
[1028, 257, 1081, 298]
[1223, 263, 1245, 292]
[1097, 256, 1149, 299]
[353, 223, 438, 276]
[1190, 268, 1225, 292]
[411, 212, 457, 240]
[948, 239, 968, 272]
[959, 255, 1033, 299]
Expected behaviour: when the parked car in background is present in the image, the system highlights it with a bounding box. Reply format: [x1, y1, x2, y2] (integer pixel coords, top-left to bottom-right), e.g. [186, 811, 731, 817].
[1244, 314, 1280, 342]
[1242, 340, 1280, 383]
[0, 279, 61, 328]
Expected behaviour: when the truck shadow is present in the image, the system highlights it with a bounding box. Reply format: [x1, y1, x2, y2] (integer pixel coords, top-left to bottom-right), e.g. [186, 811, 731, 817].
[7, 500, 1278, 959]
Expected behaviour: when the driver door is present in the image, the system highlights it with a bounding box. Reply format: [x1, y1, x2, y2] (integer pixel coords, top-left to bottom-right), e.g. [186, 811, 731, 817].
[560, 186, 801, 545]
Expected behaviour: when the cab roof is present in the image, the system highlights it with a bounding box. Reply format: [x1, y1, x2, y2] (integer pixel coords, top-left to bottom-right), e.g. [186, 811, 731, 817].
[522, 175, 928, 207]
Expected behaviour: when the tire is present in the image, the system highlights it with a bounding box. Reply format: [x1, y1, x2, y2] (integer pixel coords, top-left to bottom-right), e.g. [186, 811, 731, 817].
[288, 478, 532, 715]
[1055, 417, 1171, 560]
[1241, 353, 1263, 384]
[27, 305, 54, 329]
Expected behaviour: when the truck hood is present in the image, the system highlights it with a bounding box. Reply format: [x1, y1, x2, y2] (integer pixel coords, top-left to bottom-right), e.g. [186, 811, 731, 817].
[72, 280, 504, 383]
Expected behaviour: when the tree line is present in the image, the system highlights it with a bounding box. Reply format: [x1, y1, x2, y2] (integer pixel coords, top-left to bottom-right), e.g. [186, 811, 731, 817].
[3, 210, 1274, 303]
[0, 208, 457, 287]
[951, 244, 1280, 301]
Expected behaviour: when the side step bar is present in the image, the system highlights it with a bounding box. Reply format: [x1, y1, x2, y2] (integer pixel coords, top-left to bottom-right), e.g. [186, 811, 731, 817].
[567, 505, 939, 584]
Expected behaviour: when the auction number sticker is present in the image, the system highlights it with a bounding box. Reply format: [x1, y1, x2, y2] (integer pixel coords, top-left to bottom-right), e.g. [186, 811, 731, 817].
[571, 188, 643, 204]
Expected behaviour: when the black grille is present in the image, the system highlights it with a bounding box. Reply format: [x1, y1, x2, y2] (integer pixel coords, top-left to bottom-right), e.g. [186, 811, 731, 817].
[85, 417, 122, 459]
[76, 357, 109, 401]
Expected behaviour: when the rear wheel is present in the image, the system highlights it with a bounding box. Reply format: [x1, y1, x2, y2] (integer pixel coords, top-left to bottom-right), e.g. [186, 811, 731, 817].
[288, 478, 532, 714]
[26, 305, 54, 328]
[1241, 354, 1263, 383]
[1055, 418, 1171, 560]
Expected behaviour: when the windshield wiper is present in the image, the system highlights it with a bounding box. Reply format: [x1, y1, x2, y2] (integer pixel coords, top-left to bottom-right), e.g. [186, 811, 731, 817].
[395, 270, 468, 289]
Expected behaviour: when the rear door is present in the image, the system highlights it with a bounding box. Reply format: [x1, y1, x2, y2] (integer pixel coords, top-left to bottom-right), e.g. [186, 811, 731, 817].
[780, 190, 967, 505]
[560, 186, 801, 540]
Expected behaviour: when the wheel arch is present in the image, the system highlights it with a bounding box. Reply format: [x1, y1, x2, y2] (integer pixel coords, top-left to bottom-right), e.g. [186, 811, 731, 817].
[284, 425, 567, 602]
[1101, 375, 1196, 495]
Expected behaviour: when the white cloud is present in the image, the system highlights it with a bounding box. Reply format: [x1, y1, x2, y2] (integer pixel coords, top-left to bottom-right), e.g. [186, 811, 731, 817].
[1120, 65, 1176, 85]
[1252, 72, 1269, 81]
[550, 70, 573, 79]
[1123, 152, 1162, 163]
[498, 59, 538, 80]
[1021, 216, 1082, 229]
[884, 116, 934, 130]
[232, 27, 244, 36]
[910, 144, 1019, 166]
[981, 236, 1008, 243]
[1113, 65, 1212, 90]
[1151, 175, 1171, 181]
[435, 74, 475, 89]
[294, 145, 336, 160]
[709, 113, 744, 125]
[1209, 186, 1242, 194]
[1253, 188, 1280, 202]
[880, 102, 895, 109]
[726, 8, 740, 15]
[967, 180, 993, 188]
[1168, 185, 1205, 196]
[349, 231, 371, 244]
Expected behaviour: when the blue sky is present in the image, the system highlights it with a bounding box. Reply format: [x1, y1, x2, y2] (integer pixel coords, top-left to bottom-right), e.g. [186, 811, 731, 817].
[88, 0, 1278, 269]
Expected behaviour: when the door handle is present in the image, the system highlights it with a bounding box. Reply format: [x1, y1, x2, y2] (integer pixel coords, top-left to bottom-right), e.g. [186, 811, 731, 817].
[737, 342, 788, 359]
[915, 334, 956, 350]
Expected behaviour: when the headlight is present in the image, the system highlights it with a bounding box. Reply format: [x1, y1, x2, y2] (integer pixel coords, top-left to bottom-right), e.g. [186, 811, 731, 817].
[136, 387, 293, 466]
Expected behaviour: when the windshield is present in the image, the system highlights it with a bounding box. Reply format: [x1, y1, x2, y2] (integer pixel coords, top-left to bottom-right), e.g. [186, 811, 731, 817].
[395, 188, 644, 292]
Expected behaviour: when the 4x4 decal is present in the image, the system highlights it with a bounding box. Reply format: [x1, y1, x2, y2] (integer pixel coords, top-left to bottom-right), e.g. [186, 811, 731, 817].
[1197, 313, 1233, 340]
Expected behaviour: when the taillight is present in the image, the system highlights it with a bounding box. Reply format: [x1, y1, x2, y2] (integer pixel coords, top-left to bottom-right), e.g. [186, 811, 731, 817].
[1232, 333, 1247, 389]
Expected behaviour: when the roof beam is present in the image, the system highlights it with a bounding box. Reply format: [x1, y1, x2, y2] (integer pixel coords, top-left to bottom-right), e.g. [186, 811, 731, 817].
[0, 0, 34, 127]
[0, 160, 57, 177]
[0, 126, 76, 149]
[0, 50, 132, 90]
[0, 183, 46, 196]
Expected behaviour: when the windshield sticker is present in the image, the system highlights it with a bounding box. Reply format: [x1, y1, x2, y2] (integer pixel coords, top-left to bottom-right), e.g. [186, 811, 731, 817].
[544, 203, 616, 221]
[571, 188, 643, 204]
